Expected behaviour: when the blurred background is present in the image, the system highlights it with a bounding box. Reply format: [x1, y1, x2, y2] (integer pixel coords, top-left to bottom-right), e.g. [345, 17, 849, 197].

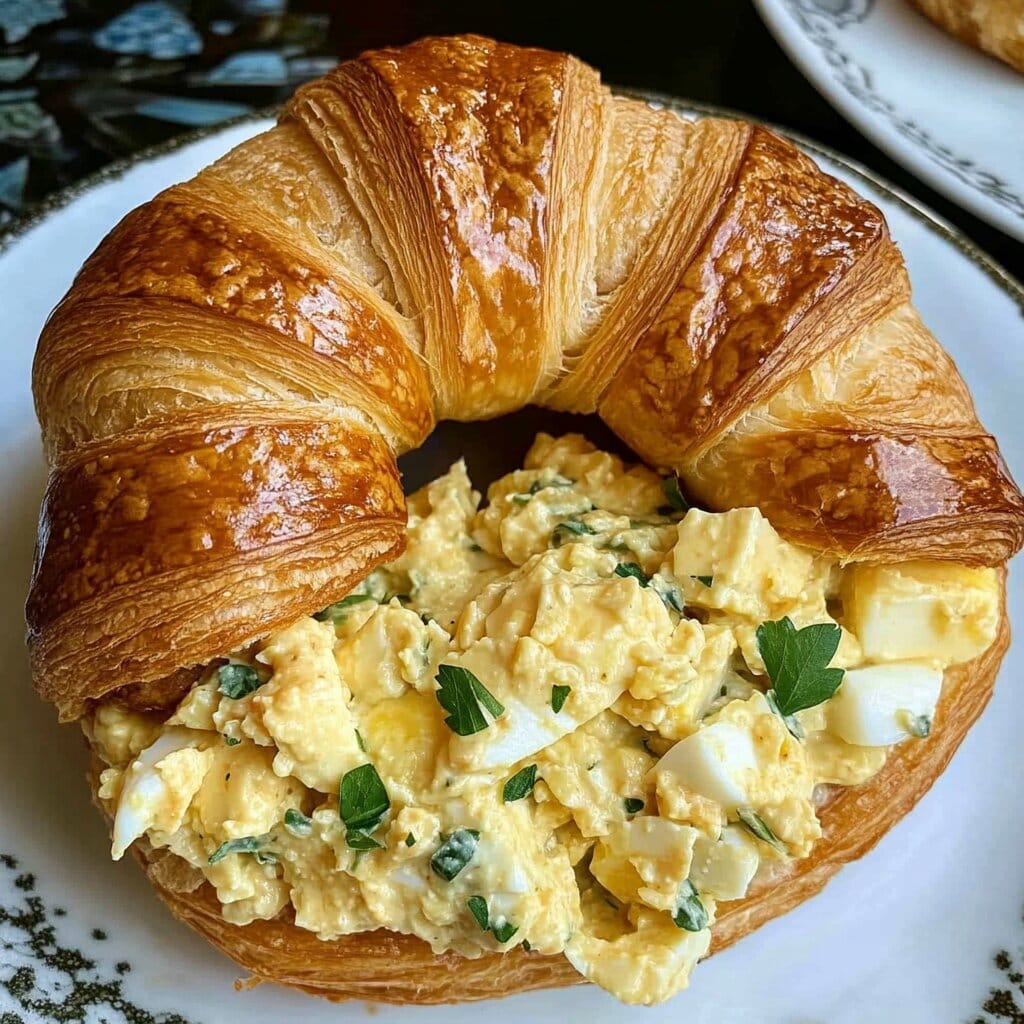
[0, 0, 1020, 278]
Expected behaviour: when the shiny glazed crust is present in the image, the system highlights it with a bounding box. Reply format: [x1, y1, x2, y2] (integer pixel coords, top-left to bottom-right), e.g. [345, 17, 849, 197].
[907, 0, 1024, 72]
[31, 33, 1024, 1006]
[101, 586, 1008, 1003]
[27, 35, 1024, 722]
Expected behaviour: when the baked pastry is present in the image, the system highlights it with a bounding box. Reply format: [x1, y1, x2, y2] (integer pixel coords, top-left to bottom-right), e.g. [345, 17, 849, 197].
[907, 0, 1024, 73]
[26, 34, 1024, 1006]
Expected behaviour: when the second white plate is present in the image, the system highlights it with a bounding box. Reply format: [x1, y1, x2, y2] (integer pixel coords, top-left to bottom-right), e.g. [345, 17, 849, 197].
[754, 0, 1024, 241]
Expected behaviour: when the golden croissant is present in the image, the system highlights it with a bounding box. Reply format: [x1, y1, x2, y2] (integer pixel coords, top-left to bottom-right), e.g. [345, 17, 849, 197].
[907, 0, 1024, 72]
[25, 34, 1024, 1007]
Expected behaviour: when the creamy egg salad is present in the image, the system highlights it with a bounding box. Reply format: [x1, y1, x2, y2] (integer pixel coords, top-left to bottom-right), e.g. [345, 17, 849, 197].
[89, 434, 1001, 1005]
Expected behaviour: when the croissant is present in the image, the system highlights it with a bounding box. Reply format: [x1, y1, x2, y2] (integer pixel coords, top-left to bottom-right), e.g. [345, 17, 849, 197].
[27, 34, 1024, 1005]
[906, 0, 1024, 72]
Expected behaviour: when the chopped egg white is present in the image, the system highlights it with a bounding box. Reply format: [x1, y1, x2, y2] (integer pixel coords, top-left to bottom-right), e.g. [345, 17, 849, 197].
[828, 662, 943, 746]
[690, 826, 760, 901]
[655, 722, 759, 810]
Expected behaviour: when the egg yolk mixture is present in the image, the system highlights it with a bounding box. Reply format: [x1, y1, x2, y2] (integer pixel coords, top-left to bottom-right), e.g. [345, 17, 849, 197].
[88, 434, 1001, 1005]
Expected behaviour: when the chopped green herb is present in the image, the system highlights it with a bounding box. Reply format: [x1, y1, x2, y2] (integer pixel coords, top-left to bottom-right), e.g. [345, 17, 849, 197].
[284, 809, 313, 838]
[623, 797, 645, 815]
[503, 764, 538, 803]
[692, 575, 714, 588]
[405, 832, 416, 848]
[756, 617, 844, 717]
[551, 519, 596, 547]
[435, 665, 505, 736]
[468, 542, 483, 553]
[651, 576, 684, 613]
[737, 807, 787, 854]
[765, 690, 805, 741]
[522, 939, 532, 951]
[551, 684, 571, 714]
[511, 494, 532, 506]
[491, 920, 519, 943]
[208, 835, 266, 864]
[672, 879, 709, 931]
[902, 712, 932, 738]
[529, 475, 573, 494]
[314, 593, 376, 623]
[614, 562, 650, 586]
[662, 474, 689, 512]
[466, 896, 518, 943]
[431, 829, 480, 881]
[345, 829, 383, 851]
[339, 763, 390, 833]
[216, 664, 262, 700]
[467, 895, 490, 931]
[354, 728, 366, 752]
[224, 736, 241, 746]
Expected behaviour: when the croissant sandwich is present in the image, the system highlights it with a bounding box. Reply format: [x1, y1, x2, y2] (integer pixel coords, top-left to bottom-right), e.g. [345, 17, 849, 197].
[26, 35, 1024, 1007]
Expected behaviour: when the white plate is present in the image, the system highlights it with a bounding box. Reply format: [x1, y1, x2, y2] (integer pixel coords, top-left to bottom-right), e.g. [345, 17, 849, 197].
[753, 0, 1024, 241]
[1, 106, 1023, 1024]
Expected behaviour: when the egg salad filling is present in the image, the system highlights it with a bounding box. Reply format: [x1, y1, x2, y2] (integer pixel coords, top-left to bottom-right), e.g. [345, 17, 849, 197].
[88, 434, 1001, 1005]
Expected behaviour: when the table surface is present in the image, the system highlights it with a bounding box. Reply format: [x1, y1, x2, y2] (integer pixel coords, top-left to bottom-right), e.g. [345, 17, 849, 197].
[1, 0, 1020, 281]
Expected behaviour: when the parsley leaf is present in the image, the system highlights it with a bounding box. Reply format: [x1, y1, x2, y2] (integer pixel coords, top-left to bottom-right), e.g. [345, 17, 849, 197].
[345, 829, 383, 851]
[692, 575, 714, 588]
[431, 829, 480, 881]
[339, 763, 390, 833]
[551, 684, 571, 714]
[466, 896, 519, 943]
[491, 919, 519, 943]
[283, 808, 313, 838]
[224, 736, 241, 746]
[435, 665, 505, 736]
[623, 797, 645, 815]
[661, 474, 689, 512]
[551, 519, 596, 547]
[405, 832, 416, 847]
[737, 807, 788, 854]
[314, 593, 376, 623]
[756, 616, 845, 717]
[503, 765, 538, 803]
[216, 664, 262, 700]
[208, 835, 268, 864]
[467, 895, 489, 931]
[614, 562, 650, 586]
[673, 879, 709, 931]
[354, 728, 366, 752]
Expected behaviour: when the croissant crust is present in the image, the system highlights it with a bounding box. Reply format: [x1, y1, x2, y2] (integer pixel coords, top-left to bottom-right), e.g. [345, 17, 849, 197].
[906, 0, 1024, 72]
